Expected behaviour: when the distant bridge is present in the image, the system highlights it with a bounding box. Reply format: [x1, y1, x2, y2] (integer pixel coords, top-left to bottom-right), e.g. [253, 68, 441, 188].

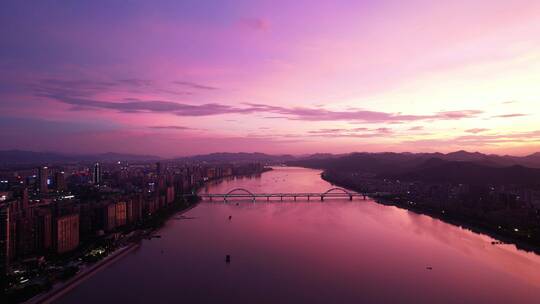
[194, 187, 373, 202]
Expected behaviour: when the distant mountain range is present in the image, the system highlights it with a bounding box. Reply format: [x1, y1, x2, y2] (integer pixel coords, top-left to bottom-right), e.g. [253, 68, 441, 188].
[0, 150, 296, 165]
[0, 150, 161, 165]
[287, 150, 540, 185]
[173, 152, 296, 164]
[289, 150, 540, 169]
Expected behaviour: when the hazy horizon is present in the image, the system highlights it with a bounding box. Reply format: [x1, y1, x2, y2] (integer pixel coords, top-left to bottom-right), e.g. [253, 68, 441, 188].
[2, 148, 540, 159]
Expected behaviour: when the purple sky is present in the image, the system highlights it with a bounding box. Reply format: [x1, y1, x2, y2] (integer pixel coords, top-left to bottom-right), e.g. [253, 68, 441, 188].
[1, 1, 540, 157]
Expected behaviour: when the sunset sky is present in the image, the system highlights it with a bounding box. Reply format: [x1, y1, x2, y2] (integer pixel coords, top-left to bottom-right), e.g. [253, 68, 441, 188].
[1, 1, 540, 157]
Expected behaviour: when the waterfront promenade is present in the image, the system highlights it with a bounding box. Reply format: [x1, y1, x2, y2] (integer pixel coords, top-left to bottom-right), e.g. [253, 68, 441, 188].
[28, 244, 140, 304]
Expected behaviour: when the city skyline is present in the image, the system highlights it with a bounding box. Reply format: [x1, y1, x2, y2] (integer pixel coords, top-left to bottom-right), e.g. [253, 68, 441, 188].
[2, 1, 540, 157]
[3, 2, 540, 303]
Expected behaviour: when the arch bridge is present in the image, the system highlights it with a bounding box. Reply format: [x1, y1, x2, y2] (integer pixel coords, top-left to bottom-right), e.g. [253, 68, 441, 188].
[195, 187, 370, 202]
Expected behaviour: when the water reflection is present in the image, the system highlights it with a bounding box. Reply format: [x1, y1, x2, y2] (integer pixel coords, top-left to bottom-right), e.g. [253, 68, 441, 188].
[56, 167, 540, 304]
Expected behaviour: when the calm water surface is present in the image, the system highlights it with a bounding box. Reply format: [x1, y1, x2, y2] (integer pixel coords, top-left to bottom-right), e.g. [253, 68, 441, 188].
[56, 167, 540, 303]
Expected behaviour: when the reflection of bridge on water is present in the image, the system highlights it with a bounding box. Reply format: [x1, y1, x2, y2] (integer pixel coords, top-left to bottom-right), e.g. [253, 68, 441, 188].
[196, 187, 374, 202]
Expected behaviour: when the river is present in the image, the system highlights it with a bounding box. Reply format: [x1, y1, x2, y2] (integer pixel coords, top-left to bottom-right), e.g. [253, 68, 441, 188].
[54, 167, 540, 303]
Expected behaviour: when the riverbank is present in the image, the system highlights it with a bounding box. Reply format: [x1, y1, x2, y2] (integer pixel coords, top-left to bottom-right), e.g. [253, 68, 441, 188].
[27, 243, 140, 304]
[320, 172, 540, 256]
[26, 201, 199, 304]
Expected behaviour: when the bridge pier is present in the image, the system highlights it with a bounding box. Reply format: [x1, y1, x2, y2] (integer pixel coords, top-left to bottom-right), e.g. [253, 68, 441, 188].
[267, 196, 270, 201]
[363, 195, 366, 200]
[280, 196, 283, 201]
[320, 195, 324, 201]
[294, 196, 296, 201]
[349, 195, 352, 201]
[307, 195, 310, 201]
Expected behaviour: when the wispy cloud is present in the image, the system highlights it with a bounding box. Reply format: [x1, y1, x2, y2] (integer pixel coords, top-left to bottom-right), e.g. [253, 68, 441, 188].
[404, 130, 540, 147]
[307, 128, 348, 134]
[34, 79, 118, 97]
[34, 78, 192, 98]
[148, 125, 194, 130]
[465, 128, 489, 134]
[436, 110, 483, 119]
[172, 81, 218, 90]
[492, 113, 528, 118]
[307, 127, 395, 138]
[45, 95, 250, 116]
[117, 79, 153, 87]
[238, 18, 269, 31]
[244, 103, 482, 123]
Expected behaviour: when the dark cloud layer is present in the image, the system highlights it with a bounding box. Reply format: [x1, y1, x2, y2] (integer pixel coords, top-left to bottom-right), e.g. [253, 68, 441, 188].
[42, 92, 484, 123]
[34, 78, 200, 98]
[45, 95, 248, 116]
[33, 77, 486, 123]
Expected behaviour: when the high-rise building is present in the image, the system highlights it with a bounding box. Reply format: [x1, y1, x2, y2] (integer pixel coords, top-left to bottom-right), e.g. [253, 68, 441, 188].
[129, 195, 143, 223]
[156, 162, 162, 176]
[166, 186, 175, 204]
[16, 215, 35, 256]
[0, 205, 9, 277]
[21, 187, 29, 211]
[115, 201, 127, 227]
[125, 200, 133, 224]
[104, 203, 116, 231]
[157, 176, 165, 192]
[54, 171, 66, 192]
[34, 208, 52, 253]
[54, 214, 79, 254]
[92, 163, 101, 185]
[38, 166, 49, 193]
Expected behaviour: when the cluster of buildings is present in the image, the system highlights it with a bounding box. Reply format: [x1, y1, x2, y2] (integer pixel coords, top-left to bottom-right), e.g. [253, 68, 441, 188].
[344, 174, 540, 210]
[325, 170, 540, 205]
[0, 161, 265, 278]
[324, 170, 540, 235]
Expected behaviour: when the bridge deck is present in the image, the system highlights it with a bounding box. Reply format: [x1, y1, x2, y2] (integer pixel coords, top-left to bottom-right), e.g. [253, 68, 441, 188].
[182, 187, 384, 201]
[190, 192, 371, 202]
[197, 193, 365, 197]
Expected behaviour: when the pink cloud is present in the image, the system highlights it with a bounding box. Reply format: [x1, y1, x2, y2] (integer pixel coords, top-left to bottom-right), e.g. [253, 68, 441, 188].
[238, 18, 269, 31]
[465, 128, 489, 134]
